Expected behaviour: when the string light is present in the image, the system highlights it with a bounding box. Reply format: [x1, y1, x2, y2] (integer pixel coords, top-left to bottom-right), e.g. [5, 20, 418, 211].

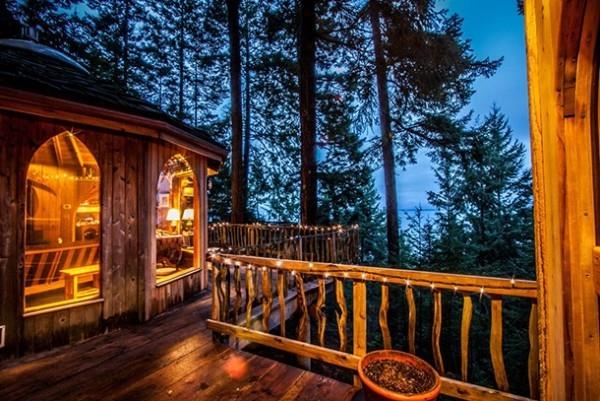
[405, 279, 411, 287]
[361, 272, 366, 280]
[343, 272, 349, 278]
[430, 283, 435, 290]
[383, 277, 388, 283]
[291, 270, 296, 276]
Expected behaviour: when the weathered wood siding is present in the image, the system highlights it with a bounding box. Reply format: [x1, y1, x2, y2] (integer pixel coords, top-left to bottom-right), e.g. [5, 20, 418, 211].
[0, 111, 208, 358]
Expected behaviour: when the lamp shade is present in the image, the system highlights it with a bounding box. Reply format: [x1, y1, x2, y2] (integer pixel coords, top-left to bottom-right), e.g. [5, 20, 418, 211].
[166, 208, 180, 222]
[182, 208, 194, 221]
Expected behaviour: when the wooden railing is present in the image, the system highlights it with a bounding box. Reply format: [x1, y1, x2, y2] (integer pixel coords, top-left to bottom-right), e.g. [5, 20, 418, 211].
[208, 223, 360, 263]
[207, 254, 539, 401]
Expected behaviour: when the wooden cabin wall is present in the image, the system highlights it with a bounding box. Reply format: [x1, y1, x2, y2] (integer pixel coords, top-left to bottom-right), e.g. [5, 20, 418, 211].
[0, 111, 209, 358]
[0, 112, 26, 359]
[525, 1, 600, 400]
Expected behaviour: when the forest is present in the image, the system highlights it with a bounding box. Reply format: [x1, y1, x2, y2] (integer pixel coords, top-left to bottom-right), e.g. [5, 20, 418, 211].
[0, 0, 533, 278]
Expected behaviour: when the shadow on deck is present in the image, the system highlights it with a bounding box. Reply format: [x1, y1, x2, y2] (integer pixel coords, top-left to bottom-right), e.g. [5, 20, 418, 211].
[0, 293, 356, 401]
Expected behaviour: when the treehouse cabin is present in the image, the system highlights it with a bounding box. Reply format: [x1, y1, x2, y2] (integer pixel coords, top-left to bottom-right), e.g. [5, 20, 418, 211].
[0, 1, 600, 401]
[0, 39, 226, 357]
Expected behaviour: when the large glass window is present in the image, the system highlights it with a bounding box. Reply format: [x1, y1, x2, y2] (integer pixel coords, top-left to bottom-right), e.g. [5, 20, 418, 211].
[155, 155, 198, 284]
[25, 132, 101, 312]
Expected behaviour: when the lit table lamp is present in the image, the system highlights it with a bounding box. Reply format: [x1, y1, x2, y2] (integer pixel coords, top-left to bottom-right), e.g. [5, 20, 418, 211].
[182, 208, 194, 227]
[166, 208, 180, 233]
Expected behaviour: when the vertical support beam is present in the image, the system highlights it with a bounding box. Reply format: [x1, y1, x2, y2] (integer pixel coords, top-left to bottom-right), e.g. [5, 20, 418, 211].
[379, 283, 391, 349]
[261, 267, 272, 332]
[353, 279, 367, 386]
[406, 286, 416, 354]
[143, 142, 158, 321]
[335, 278, 347, 352]
[233, 264, 242, 323]
[432, 290, 444, 374]
[196, 157, 208, 290]
[316, 277, 326, 346]
[461, 294, 473, 382]
[210, 262, 220, 321]
[490, 298, 509, 392]
[277, 271, 286, 337]
[295, 272, 310, 370]
[245, 266, 255, 328]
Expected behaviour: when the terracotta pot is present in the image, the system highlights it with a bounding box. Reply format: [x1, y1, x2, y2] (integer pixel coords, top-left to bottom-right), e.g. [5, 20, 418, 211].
[357, 350, 441, 401]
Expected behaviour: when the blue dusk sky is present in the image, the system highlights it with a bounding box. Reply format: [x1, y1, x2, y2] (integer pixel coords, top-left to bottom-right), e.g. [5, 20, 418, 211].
[375, 1, 531, 213]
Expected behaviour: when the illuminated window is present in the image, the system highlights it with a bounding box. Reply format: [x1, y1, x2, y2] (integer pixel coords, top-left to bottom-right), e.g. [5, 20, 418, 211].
[156, 155, 198, 284]
[25, 132, 101, 312]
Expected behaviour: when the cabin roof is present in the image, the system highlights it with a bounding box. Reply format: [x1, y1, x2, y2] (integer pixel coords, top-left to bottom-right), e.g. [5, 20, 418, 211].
[0, 40, 226, 158]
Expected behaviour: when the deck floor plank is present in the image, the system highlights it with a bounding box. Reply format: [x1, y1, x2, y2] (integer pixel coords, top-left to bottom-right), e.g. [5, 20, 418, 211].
[0, 293, 356, 401]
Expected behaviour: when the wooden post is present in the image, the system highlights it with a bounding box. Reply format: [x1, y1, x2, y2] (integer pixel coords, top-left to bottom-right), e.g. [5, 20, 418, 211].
[353, 279, 367, 386]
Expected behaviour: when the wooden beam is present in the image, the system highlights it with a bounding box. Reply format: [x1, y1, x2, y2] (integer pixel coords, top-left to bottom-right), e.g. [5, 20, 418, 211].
[52, 135, 63, 166]
[67, 133, 84, 169]
[440, 377, 534, 401]
[207, 319, 360, 370]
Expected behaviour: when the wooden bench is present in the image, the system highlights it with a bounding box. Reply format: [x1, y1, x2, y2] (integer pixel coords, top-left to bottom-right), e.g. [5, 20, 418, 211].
[60, 265, 101, 299]
[24, 243, 100, 297]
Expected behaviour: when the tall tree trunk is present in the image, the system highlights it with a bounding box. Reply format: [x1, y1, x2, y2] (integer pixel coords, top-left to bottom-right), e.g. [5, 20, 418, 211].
[369, 2, 399, 264]
[193, 64, 199, 127]
[177, 5, 185, 119]
[242, 16, 251, 219]
[298, 0, 317, 225]
[122, 0, 130, 89]
[227, 0, 244, 223]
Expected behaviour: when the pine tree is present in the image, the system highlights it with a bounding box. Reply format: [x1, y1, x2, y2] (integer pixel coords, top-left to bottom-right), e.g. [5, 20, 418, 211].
[403, 205, 436, 269]
[83, 0, 149, 93]
[244, 0, 300, 222]
[458, 107, 534, 278]
[317, 87, 386, 263]
[298, 0, 318, 225]
[427, 116, 469, 272]
[15, 1, 83, 49]
[226, 0, 244, 224]
[345, 0, 500, 265]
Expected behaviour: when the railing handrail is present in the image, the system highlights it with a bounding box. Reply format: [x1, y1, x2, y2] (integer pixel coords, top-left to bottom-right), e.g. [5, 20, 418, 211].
[211, 254, 537, 299]
[208, 222, 361, 264]
[209, 222, 358, 230]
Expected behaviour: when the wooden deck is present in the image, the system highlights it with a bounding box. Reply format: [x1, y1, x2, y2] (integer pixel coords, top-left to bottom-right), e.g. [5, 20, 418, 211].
[0, 293, 356, 401]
